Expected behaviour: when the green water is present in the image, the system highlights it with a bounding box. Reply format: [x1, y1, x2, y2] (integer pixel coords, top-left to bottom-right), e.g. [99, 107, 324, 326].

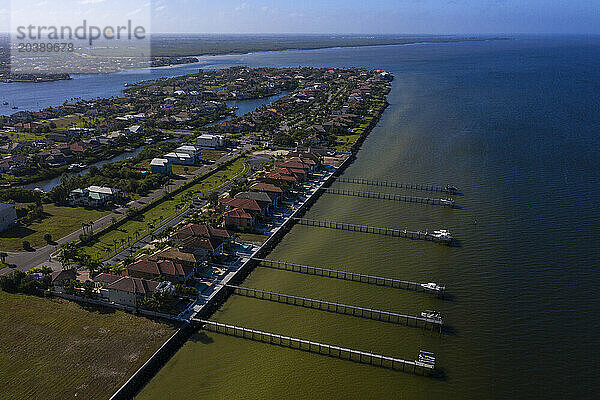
[136, 39, 600, 399]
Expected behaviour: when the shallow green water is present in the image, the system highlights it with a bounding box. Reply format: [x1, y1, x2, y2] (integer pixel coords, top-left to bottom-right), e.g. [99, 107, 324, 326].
[137, 38, 600, 400]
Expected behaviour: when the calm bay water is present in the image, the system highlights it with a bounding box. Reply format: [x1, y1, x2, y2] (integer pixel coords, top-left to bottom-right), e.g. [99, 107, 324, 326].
[136, 38, 599, 399]
[7, 37, 600, 399]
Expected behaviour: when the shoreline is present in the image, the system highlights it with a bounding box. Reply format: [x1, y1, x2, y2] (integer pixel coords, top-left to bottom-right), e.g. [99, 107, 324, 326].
[110, 89, 391, 400]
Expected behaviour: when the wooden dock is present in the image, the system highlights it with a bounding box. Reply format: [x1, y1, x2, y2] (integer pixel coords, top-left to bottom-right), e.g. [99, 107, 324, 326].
[194, 319, 435, 375]
[324, 187, 454, 207]
[293, 217, 452, 244]
[253, 258, 446, 296]
[224, 284, 443, 331]
[336, 177, 457, 193]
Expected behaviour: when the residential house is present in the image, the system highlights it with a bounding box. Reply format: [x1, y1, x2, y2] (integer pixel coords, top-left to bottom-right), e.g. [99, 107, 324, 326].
[249, 182, 285, 199]
[223, 208, 254, 231]
[170, 223, 233, 257]
[50, 269, 77, 292]
[150, 247, 200, 269]
[235, 191, 277, 207]
[125, 259, 193, 283]
[69, 186, 121, 208]
[175, 145, 202, 163]
[0, 203, 17, 232]
[100, 275, 172, 307]
[220, 197, 271, 216]
[196, 134, 225, 149]
[164, 151, 195, 165]
[150, 158, 172, 174]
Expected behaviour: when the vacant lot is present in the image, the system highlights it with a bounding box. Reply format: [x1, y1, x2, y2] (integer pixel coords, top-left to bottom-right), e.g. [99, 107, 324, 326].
[0, 204, 109, 251]
[0, 291, 176, 400]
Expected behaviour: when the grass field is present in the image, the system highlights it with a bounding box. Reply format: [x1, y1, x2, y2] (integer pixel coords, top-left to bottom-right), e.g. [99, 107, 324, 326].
[201, 149, 227, 161]
[82, 159, 247, 258]
[0, 291, 176, 400]
[172, 164, 200, 176]
[0, 204, 110, 251]
[335, 134, 361, 151]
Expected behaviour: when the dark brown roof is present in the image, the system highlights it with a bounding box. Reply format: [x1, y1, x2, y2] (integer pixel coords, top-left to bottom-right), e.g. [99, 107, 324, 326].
[51, 269, 77, 283]
[220, 197, 268, 212]
[249, 182, 284, 194]
[106, 276, 159, 295]
[127, 259, 191, 278]
[93, 273, 121, 286]
[173, 223, 232, 242]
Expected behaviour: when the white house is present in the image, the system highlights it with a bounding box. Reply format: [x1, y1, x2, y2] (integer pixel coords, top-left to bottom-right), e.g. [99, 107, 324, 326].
[196, 134, 225, 149]
[176, 145, 202, 162]
[0, 203, 17, 232]
[164, 152, 195, 165]
[69, 186, 121, 208]
[150, 158, 172, 174]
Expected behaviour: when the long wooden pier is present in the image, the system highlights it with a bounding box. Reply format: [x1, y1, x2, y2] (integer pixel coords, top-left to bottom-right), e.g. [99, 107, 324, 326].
[293, 218, 451, 244]
[253, 258, 446, 296]
[194, 319, 435, 375]
[324, 187, 454, 207]
[336, 176, 457, 194]
[224, 284, 442, 331]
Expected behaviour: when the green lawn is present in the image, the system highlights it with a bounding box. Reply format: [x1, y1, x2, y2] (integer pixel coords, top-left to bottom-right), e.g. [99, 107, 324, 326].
[0, 290, 176, 400]
[172, 164, 200, 176]
[201, 149, 227, 161]
[335, 134, 361, 151]
[236, 232, 268, 244]
[2, 131, 46, 143]
[82, 159, 247, 258]
[0, 204, 110, 251]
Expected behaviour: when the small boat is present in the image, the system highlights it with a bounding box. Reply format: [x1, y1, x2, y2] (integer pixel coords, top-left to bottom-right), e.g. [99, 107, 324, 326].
[12, 106, 18, 109]
[420, 282, 445, 293]
[418, 350, 436, 365]
[440, 198, 454, 206]
[430, 229, 453, 242]
[3, 101, 8, 105]
[445, 184, 458, 193]
[421, 310, 442, 320]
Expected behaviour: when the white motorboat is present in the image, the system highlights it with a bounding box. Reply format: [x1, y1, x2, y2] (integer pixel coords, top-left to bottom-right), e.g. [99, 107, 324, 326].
[421, 310, 442, 320]
[431, 229, 453, 242]
[440, 198, 455, 206]
[420, 282, 445, 292]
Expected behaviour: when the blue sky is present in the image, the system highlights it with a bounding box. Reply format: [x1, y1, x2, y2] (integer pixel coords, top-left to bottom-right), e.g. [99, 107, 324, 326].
[149, 0, 600, 34]
[2, 0, 600, 34]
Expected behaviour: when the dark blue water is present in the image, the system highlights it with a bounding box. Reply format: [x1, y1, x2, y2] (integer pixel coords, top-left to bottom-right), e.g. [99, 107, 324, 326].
[5, 37, 600, 398]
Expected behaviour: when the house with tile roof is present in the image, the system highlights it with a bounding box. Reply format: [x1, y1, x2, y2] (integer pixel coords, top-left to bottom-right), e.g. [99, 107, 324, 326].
[125, 259, 193, 282]
[223, 207, 254, 231]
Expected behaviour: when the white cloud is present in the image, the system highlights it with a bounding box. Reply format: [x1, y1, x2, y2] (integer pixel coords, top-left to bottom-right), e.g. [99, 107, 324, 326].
[155, 5, 166, 11]
[235, 2, 248, 12]
[79, 0, 106, 4]
[128, 8, 142, 16]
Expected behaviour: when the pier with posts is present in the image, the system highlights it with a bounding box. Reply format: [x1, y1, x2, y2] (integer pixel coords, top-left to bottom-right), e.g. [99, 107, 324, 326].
[293, 217, 451, 244]
[324, 187, 454, 207]
[335, 177, 457, 193]
[194, 319, 435, 375]
[224, 284, 443, 331]
[253, 258, 446, 297]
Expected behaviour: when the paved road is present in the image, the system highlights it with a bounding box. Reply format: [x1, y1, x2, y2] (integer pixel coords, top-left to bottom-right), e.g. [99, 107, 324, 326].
[105, 154, 268, 265]
[1, 145, 254, 274]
